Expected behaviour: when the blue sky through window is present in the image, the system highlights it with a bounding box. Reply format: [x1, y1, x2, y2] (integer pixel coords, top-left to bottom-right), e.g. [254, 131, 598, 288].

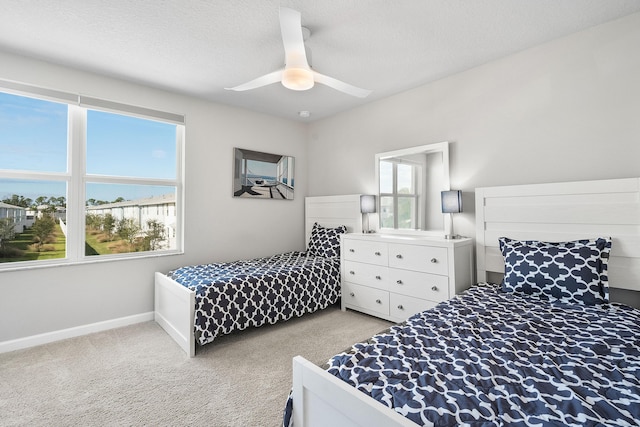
[1, 92, 177, 204]
[87, 110, 176, 179]
[0, 92, 67, 172]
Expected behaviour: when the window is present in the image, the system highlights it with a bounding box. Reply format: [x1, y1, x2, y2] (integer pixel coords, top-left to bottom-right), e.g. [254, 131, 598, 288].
[0, 83, 184, 268]
[379, 160, 422, 229]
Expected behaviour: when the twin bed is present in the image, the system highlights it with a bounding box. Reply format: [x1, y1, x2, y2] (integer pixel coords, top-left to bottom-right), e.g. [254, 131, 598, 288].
[286, 177, 640, 426]
[154, 195, 364, 357]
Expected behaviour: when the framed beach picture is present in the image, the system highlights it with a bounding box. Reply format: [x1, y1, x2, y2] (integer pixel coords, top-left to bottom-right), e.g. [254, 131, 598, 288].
[233, 148, 295, 200]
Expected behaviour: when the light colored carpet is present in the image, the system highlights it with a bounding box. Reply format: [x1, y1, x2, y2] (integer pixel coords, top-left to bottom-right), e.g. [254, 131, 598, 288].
[0, 305, 392, 427]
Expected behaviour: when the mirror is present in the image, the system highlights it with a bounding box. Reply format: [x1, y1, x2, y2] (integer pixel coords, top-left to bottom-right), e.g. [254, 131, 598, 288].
[375, 142, 450, 234]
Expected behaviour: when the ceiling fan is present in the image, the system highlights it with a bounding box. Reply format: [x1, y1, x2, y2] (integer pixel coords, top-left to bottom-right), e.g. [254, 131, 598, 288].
[225, 7, 372, 98]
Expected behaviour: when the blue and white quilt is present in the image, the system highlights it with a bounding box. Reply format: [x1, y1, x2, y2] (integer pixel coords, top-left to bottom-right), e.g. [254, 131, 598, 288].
[290, 283, 640, 426]
[168, 251, 340, 346]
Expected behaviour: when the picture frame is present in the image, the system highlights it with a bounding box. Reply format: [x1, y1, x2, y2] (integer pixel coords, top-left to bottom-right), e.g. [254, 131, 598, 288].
[233, 148, 295, 200]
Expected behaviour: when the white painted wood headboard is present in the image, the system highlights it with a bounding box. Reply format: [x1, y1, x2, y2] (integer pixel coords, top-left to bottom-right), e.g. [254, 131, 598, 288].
[475, 177, 640, 292]
[305, 195, 363, 246]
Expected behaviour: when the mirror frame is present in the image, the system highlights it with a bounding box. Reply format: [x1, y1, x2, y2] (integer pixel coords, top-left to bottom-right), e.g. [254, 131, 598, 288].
[375, 141, 450, 236]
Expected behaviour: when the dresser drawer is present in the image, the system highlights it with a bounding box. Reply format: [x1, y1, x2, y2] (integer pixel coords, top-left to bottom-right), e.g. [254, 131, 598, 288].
[341, 233, 473, 322]
[390, 294, 438, 320]
[343, 261, 388, 290]
[388, 269, 449, 301]
[388, 243, 448, 275]
[343, 238, 388, 264]
[342, 282, 389, 316]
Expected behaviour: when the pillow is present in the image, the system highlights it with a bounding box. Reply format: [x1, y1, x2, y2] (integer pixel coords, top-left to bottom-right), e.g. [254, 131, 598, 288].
[499, 237, 612, 305]
[307, 223, 347, 258]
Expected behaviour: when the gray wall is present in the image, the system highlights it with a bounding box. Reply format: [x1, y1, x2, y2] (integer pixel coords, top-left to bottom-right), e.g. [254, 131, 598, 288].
[307, 12, 640, 241]
[0, 52, 307, 345]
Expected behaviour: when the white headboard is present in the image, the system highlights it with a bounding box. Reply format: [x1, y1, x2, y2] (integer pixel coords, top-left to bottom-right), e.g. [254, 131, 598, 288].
[475, 177, 640, 291]
[305, 195, 363, 246]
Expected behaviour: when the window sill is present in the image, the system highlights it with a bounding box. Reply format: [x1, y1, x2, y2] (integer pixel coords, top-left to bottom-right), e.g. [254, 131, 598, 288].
[0, 250, 185, 274]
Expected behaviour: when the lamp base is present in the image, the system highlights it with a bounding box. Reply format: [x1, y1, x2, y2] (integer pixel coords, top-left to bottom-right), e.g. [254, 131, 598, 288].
[361, 212, 376, 234]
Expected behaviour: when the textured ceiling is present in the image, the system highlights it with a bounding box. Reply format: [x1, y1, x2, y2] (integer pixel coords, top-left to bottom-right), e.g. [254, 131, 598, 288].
[1, 1, 639, 121]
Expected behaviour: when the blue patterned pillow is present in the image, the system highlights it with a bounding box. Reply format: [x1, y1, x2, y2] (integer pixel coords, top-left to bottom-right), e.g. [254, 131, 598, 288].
[307, 223, 347, 258]
[499, 237, 612, 305]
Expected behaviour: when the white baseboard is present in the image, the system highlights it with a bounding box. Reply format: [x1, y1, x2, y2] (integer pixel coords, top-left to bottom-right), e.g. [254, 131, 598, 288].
[0, 312, 154, 354]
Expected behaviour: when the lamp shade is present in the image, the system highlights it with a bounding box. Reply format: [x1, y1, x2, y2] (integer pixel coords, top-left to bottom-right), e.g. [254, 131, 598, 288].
[360, 195, 376, 214]
[441, 190, 462, 213]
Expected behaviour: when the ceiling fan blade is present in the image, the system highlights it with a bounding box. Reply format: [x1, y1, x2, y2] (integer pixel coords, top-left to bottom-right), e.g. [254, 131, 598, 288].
[225, 69, 283, 91]
[279, 7, 309, 69]
[313, 72, 372, 98]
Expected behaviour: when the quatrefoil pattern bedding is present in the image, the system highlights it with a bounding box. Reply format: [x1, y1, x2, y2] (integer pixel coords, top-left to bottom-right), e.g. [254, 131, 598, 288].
[323, 283, 640, 426]
[499, 237, 612, 305]
[169, 251, 340, 345]
[306, 222, 347, 259]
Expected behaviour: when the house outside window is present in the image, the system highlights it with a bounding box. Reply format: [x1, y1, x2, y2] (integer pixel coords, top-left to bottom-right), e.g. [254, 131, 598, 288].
[0, 83, 184, 268]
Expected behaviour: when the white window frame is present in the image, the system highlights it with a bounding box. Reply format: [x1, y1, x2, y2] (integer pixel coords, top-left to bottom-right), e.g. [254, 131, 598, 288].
[0, 79, 185, 271]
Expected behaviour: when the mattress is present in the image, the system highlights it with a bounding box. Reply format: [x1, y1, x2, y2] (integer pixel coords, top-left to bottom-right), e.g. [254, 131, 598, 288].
[169, 251, 341, 346]
[288, 283, 640, 426]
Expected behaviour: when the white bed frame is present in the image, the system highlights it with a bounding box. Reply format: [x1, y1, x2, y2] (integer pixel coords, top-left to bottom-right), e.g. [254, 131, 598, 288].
[154, 194, 364, 357]
[290, 177, 640, 427]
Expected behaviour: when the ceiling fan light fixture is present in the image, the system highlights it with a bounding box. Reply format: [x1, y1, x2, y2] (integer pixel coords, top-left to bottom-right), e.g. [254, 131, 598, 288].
[282, 68, 314, 91]
[225, 8, 370, 98]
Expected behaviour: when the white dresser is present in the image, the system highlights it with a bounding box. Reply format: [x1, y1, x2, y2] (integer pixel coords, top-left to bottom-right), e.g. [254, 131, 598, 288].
[341, 233, 474, 322]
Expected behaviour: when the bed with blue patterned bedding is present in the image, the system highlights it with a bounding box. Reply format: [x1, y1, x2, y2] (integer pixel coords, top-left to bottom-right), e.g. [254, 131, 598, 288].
[168, 251, 340, 346]
[285, 282, 640, 426]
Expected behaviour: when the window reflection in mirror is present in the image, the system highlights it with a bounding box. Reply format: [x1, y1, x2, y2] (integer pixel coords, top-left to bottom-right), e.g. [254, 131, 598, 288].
[379, 160, 420, 229]
[376, 142, 450, 234]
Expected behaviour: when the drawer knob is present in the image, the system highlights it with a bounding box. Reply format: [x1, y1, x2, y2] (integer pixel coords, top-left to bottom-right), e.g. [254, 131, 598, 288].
[431, 286, 438, 291]
[396, 280, 403, 285]
[349, 249, 355, 252]
[397, 304, 404, 310]
[430, 258, 438, 263]
[396, 254, 403, 259]
[375, 251, 381, 256]
[349, 292, 355, 297]
[349, 270, 355, 275]
[375, 275, 381, 280]
[375, 299, 382, 304]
